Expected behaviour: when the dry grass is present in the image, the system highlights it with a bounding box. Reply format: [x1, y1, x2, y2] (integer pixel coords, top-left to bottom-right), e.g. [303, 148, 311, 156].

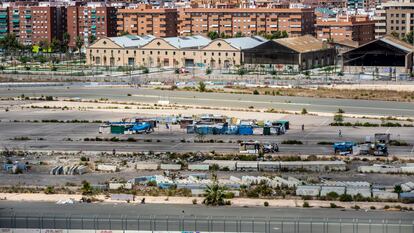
[225, 87, 414, 102]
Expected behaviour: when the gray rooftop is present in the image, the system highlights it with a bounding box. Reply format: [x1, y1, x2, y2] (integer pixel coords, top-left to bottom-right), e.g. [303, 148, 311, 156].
[110, 35, 156, 48]
[164, 35, 211, 49]
[224, 36, 268, 50]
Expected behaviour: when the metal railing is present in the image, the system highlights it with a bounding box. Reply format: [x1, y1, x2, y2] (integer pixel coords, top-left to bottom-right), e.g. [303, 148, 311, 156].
[1, 215, 413, 233]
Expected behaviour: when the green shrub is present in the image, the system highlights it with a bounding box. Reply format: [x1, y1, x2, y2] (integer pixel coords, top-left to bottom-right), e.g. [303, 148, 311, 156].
[264, 201, 269, 207]
[281, 140, 303, 145]
[303, 201, 310, 208]
[339, 194, 353, 202]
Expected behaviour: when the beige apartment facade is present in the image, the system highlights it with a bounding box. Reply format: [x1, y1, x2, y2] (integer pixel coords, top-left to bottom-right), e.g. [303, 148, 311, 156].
[116, 5, 178, 37]
[177, 8, 315, 38]
[375, 0, 414, 38]
[86, 35, 251, 69]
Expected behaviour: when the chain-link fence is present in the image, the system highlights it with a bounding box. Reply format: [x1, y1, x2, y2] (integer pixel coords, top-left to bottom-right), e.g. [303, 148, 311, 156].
[1, 215, 413, 233]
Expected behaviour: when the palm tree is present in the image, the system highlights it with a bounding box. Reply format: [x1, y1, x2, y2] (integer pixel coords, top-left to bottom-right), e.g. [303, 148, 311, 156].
[50, 38, 60, 53]
[203, 175, 226, 206]
[88, 35, 96, 45]
[61, 32, 70, 53]
[75, 36, 84, 65]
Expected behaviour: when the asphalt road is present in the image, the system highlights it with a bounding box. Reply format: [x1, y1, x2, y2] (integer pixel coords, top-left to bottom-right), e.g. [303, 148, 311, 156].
[0, 122, 413, 156]
[0, 202, 413, 233]
[1, 86, 414, 117]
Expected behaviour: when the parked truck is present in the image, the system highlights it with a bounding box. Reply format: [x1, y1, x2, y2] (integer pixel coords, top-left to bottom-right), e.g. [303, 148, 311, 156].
[239, 141, 279, 154]
[333, 141, 356, 155]
[334, 133, 390, 156]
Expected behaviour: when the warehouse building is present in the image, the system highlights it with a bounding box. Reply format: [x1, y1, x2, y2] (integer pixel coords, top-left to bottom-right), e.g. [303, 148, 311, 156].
[243, 35, 336, 71]
[87, 34, 335, 71]
[343, 35, 413, 77]
[86, 34, 266, 68]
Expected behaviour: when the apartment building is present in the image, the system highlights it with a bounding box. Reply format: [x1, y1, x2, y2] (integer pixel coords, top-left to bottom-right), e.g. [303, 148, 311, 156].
[316, 15, 375, 44]
[0, 7, 8, 39]
[347, 0, 365, 9]
[317, 0, 347, 8]
[117, 4, 178, 37]
[382, 0, 414, 38]
[177, 8, 315, 37]
[67, 4, 117, 47]
[6, 5, 66, 45]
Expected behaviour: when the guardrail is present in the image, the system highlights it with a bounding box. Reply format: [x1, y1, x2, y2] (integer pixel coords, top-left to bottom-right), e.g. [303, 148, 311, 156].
[1, 215, 413, 233]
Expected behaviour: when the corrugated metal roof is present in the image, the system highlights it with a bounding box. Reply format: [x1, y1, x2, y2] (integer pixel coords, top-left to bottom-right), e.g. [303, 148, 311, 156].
[275, 35, 328, 53]
[110, 35, 156, 48]
[224, 36, 268, 50]
[380, 35, 414, 53]
[164, 35, 211, 49]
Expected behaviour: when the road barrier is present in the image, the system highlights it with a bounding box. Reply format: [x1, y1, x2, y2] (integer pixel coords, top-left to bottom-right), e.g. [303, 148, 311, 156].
[1, 215, 413, 233]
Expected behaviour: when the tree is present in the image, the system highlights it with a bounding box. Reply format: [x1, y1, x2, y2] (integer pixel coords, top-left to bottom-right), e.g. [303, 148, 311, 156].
[0, 33, 20, 59]
[334, 114, 344, 123]
[142, 67, 149, 74]
[326, 191, 339, 200]
[203, 176, 226, 206]
[205, 67, 212, 75]
[390, 31, 400, 39]
[394, 185, 402, 198]
[237, 67, 247, 76]
[234, 32, 243, 38]
[88, 34, 97, 45]
[38, 40, 49, 54]
[403, 31, 413, 44]
[81, 180, 93, 195]
[339, 194, 353, 202]
[198, 81, 206, 92]
[119, 31, 130, 36]
[207, 31, 219, 40]
[75, 36, 84, 64]
[50, 38, 60, 53]
[61, 32, 70, 53]
[281, 31, 289, 38]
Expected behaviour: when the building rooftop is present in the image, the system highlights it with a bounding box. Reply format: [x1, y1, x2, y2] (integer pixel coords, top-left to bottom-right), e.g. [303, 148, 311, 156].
[223, 36, 268, 50]
[110, 35, 156, 48]
[380, 35, 414, 53]
[332, 39, 360, 48]
[275, 35, 328, 53]
[164, 35, 211, 49]
[181, 7, 314, 13]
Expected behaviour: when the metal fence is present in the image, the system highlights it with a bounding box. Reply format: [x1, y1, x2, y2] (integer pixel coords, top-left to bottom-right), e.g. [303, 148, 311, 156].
[1, 215, 413, 233]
